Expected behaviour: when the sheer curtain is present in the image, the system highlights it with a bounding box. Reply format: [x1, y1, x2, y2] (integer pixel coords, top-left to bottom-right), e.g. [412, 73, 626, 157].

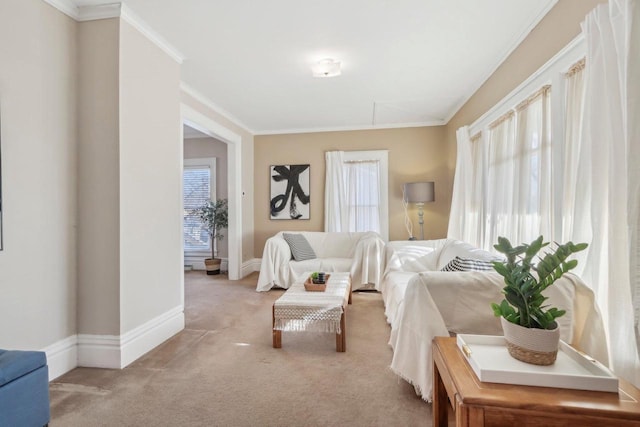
[565, 0, 640, 386]
[324, 151, 348, 232]
[324, 151, 384, 236]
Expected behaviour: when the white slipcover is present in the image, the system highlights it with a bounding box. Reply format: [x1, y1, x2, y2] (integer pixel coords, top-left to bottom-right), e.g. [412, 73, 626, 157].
[388, 271, 608, 402]
[256, 231, 385, 292]
[380, 239, 499, 329]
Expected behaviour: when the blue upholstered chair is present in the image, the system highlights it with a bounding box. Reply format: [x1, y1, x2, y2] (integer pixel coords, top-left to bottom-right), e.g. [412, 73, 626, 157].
[0, 349, 50, 427]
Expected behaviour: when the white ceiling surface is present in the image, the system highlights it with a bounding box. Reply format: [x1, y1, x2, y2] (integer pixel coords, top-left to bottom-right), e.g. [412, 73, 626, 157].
[76, 0, 556, 134]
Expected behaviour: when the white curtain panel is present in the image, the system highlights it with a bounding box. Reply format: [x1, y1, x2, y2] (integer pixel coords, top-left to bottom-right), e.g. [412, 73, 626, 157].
[448, 127, 472, 242]
[513, 88, 554, 244]
[561, 61, 586, 243]
[324, 151, 348, 232]
[345, 161, 381, 234]
[448, 127, 485, 247]
[567, 0, 640, 386]
[484, 113, 517, 247]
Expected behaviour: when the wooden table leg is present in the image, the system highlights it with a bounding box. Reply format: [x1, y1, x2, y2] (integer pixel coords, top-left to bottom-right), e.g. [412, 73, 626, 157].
[272, 305, 281, 348]
[336, 309, 346, 352]
[348, 281, 352, 305]
[433, 354, 448, 427]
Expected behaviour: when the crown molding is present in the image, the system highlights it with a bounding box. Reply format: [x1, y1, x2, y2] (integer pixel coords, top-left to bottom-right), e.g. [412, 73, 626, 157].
[443, 0, 559, 124]
[119, 3, 184, 64]
[254, 120, 445, 136]
[41, 1, 184, 64]
[180, 82, 255, 134]
[42, 0, 80, 19]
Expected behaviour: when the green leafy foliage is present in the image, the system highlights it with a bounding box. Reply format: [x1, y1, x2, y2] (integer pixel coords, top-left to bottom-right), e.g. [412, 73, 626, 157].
[491, 236, 587, 330]
[196, 199, 229, 259]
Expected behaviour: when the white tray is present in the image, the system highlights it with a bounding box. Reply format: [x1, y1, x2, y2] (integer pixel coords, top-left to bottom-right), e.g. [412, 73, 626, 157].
[456, 334, 618, 393]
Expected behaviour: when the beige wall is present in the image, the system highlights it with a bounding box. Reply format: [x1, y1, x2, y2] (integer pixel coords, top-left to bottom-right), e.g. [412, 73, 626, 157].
[0, 0, 78, 348]
[77, 18, 121, 336]
[180, 92, 255, 264]
[444, 0, 607, 190]
[184, 137, 228, 257]
[254, 126, 449, 255]
[119, 20, 183, 333]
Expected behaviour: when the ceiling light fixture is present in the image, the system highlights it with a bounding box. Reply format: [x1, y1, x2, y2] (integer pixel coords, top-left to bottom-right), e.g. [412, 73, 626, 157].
[311, 58, 341, 78]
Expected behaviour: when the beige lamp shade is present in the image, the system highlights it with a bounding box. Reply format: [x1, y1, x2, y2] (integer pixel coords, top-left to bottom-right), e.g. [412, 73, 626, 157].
[404, 182, 435, 203]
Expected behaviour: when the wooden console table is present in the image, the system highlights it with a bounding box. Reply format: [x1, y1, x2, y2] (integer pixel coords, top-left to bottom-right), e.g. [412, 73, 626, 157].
[432, 336, 640, 426]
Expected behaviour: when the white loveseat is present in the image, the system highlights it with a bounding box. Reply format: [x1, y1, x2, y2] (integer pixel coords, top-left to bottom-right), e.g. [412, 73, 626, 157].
[256, 231, 385, 292]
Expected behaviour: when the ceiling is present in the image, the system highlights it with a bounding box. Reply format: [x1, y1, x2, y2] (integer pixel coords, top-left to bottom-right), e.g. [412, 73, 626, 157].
[72, 0, 556, 134]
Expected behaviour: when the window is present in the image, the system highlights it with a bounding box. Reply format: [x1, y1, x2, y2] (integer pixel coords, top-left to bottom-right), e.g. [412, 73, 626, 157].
[325, 150, 389, 241]
[183, 158, 216, 252]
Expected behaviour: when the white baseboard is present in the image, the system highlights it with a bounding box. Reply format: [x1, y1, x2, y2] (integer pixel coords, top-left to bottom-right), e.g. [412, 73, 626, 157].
[242, 258, 261, 277]
[43, 335, 78, 381]
[184, 256, 228, 272]
[78, 305, 185, 369]
[120, 306, 184, 367]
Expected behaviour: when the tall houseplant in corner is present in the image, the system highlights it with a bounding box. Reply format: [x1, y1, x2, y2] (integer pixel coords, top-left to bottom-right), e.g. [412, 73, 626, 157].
[491, 236, 587, 365]
[196, 198, 229, 275]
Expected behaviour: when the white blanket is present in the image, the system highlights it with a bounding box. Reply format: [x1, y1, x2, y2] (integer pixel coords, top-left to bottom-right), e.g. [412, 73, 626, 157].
[273, 273, 351, 333]
[389, 271, 608, 402]
[257, 231, 385, 292]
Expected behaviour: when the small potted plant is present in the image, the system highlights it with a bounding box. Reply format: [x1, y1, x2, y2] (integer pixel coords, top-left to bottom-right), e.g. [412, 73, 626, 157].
[196, 198, 229, 275]
[491, 236, 587, 365]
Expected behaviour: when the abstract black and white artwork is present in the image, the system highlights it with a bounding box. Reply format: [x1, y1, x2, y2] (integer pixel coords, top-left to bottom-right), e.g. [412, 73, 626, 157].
[270, 164, 310, 220]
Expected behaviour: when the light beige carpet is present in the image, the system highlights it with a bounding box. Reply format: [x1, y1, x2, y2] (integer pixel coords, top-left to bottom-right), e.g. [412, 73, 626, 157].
[50, 272, 436, 426]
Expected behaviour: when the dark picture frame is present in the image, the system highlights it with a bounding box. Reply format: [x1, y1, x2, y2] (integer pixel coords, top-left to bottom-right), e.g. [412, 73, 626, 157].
[269, 164, 310, 220]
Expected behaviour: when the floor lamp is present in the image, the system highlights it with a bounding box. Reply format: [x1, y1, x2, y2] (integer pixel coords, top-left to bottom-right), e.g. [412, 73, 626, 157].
[403, 182, 435, 240]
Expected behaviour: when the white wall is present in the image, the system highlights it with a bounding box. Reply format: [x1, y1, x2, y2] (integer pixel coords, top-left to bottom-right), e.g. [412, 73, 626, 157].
[77, 17, 121, 336]
[0, 0, 77, 349]
[119, 19, 183, 334]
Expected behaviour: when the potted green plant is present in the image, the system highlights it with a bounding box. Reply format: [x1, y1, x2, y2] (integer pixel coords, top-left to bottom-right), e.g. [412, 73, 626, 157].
[490, 236, 587, 365]
[196, 198, 229, 275]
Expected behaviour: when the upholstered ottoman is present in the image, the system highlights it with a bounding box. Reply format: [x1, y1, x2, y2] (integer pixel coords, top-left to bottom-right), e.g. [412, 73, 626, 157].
[0, 349, 50, 427]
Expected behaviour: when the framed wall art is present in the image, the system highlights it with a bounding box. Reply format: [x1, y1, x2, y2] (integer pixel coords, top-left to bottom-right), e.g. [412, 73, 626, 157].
[270, 164, 310, 220]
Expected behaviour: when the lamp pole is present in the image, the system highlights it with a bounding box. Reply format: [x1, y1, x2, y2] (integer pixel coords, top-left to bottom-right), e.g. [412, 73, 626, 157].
[417, 202, 425, 240]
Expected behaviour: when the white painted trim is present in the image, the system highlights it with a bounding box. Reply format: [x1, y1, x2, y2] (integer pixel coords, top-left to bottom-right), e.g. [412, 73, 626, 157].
[180, 83, 254, 134]
[41, 1, 184, 64]
[77, 3, 121, 21]
[77, 334, 121, 369]
[119, 4, 184, 64]
[444, 0, 559, 124]
[120, 305, 184, 367]
[42, 335, 78, 380]
[469, 34, 585, 133]
[254, 120, 444, 136]
[77, 306, 184, 369]
[42, 0, 79, 19]
[242, 258, 262, 277]
[181, 103, 243, 280]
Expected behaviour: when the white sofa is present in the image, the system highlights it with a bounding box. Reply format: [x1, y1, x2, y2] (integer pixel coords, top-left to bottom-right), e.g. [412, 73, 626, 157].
[381, 239, 499, 330]
[256, 231, 385, 292]
[380, 239, 608, 402]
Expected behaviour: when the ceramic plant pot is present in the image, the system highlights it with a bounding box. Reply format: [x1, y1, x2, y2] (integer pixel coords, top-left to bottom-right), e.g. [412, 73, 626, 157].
[501, 317, 560, 365]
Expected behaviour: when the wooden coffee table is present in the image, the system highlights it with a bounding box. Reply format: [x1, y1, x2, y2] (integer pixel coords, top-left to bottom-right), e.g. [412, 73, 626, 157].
[272, 272, 352, 352]
[432, 336, 640, 426]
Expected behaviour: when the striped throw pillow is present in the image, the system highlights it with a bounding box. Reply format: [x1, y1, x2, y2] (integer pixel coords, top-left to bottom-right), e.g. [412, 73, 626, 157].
[440, 256, 495, 272]
[283, 233, 317, 261]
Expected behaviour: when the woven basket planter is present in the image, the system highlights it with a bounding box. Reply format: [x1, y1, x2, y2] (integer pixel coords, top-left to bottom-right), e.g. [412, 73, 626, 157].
[500, 317, 560, 366]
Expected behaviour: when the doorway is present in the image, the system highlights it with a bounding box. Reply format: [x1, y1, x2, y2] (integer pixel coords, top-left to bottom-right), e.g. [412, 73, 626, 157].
[181, 103, 242, 281]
